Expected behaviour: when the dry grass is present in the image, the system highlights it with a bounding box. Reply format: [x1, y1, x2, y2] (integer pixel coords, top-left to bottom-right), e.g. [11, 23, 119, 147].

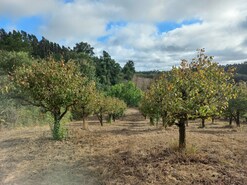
[0, 108, 247, 185]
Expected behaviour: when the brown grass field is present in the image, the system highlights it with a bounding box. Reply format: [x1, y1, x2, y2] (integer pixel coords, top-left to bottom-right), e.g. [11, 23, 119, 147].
[0, 108, 247, 185]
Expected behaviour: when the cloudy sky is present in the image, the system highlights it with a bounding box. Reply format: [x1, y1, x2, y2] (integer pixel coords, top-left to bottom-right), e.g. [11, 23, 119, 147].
[0, 0, 247, 71]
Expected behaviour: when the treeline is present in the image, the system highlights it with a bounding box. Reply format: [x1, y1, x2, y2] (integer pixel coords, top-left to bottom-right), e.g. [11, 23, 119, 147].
[0, 28, 135, 87]
[225, 62, 247, 75]
[135, 71, 164, 79]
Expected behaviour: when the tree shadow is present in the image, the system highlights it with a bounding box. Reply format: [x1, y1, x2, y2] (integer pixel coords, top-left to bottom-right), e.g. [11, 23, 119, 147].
[189, 128, 236, 135]
[93, 122, 163, 136]
[0, 138, 31, 149]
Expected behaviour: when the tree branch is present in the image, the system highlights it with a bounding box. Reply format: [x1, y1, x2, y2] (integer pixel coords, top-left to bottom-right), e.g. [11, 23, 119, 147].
[59, 102, 76, 120]
[9, 94, 50, 110]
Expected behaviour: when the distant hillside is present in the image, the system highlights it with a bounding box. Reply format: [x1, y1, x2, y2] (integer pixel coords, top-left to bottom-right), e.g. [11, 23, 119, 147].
[135, 71, 164, 79]
[234, 73, 247, 82]
[225, 62, 247, 75]
[224, 62, 247, 82]
[135, 62, 247, 83]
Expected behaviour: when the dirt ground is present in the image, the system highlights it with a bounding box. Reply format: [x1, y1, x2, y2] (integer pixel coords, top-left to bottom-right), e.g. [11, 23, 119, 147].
[0, 108, 247, 185]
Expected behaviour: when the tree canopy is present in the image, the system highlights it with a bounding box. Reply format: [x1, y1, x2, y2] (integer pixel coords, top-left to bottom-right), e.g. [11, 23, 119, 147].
[122, 60, 135, 80]
[93, 93, 127, 126]
[0, 50, 33, 75]
[10, 59, 88, 139]
[107, 81, 143, 107]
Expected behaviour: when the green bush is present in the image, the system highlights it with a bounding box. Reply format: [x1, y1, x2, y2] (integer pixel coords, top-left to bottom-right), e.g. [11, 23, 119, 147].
[0, 95, 71, 129]
[107, 81, 143, 107]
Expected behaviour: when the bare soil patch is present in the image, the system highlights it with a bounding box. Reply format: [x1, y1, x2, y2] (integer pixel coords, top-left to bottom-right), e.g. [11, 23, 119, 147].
[0, 108, 247, 185]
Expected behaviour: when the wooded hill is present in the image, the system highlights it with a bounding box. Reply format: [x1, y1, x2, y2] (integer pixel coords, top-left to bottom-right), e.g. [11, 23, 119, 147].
[0, 28, 135, 89]
[136, 63, 247, 82]
[224, 62, 247, 82]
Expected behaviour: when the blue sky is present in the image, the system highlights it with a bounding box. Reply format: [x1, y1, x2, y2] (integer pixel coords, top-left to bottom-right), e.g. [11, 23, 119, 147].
[106, 21, 128, 31]
[0, 0, 247, 71]
[156, 19, 202, 34]
[0, 16, 43, 40]
[64, 0, 74, 3]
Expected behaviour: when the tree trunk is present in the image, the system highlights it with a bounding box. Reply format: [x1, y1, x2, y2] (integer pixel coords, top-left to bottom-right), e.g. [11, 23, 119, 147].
[82, 117, 88, 130]
[107, 114, 113, 123]
[150, 117, 154, 125]
[229, 116, 232, 126]
[185, 119, 188, 127]
[53, 114, 61, 140]
[236, 110, 240, 127]
[81, 107, 88, 130]
[212, 117, 215, 124]
[201, 118, 205, 128]
[155, 116, 159, 127]
[99, 114, 103, 126]
[113, 114, 116, 122]
[51, 107, 69, 140]
[162, 116, 167, 128]
[178, 117, 186, 150]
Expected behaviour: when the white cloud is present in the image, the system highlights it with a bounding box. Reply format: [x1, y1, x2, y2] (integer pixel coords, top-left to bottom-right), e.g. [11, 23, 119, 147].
[1, 0, 247, 70]
[95, 0, 247, 70]
[0, 0, 58, 18]
[40, 2, 107, 44]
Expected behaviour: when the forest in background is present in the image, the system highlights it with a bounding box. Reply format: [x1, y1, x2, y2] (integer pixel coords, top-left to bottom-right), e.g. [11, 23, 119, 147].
[0, 29, 137, 88]
[1, 29, 247, 80]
